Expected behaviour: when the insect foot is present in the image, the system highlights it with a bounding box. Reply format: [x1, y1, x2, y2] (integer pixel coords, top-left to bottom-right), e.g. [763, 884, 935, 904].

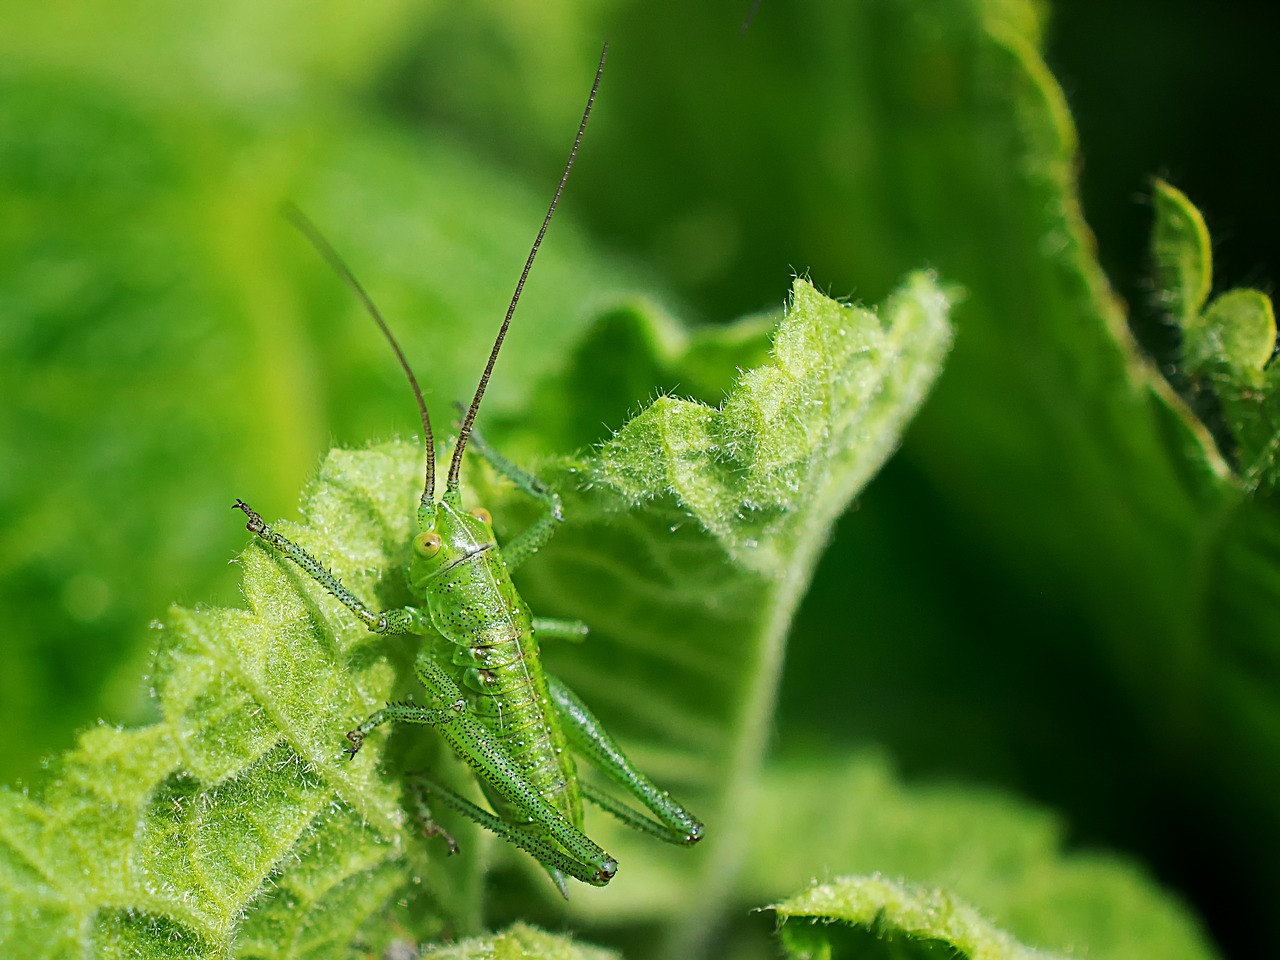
[232, 499, 265, 534]
[342, 729, 365, 760]
[431, 825, 461, 856]
[595, 857, 618, 884]
[407, 784, 461, 855]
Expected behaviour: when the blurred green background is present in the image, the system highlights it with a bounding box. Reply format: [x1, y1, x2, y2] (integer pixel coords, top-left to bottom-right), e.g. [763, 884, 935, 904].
[2, 1, 1277, 957]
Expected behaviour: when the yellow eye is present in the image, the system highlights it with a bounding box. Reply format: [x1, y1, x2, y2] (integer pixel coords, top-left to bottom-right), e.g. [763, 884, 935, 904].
[414, 531, 443, 557]
[472, 507, 492, 526]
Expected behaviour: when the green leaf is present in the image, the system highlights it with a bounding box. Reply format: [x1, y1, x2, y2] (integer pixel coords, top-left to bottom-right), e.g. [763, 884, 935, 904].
[0, 277, 950, 957]
[748, 754, 1217, 960]
[419, 922, 620, 960]
[506, 277, 950, 942]
[7, 0, 1279, 954]
[593, 276, 953, 570]
[774, 876, 1062, 960]
[1200, 290, 1277, 377]
[1152, 179, 1213, 326]
[1152, 180, 1280, 490]
[646, 5, 1280, 934]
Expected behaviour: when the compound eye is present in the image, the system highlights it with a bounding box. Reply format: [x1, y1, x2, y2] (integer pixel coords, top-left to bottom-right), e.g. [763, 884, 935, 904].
[414, 531, 443, 557]
[472, 507, 492, 526]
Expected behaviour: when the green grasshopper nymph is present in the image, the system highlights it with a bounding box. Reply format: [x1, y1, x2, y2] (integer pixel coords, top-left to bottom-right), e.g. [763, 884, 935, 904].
[232, 44, 702, 896]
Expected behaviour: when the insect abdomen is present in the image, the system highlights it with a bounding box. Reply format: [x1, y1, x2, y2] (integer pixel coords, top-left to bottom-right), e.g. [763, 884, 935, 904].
[427, 553, 582, 828]
[466, 638, 577, 807]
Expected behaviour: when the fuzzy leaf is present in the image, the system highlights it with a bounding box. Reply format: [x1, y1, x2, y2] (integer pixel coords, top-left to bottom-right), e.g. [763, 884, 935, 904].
[418, 922, 620, 960]
[0, 277, 950, 957]
[494, 276, 951, 950]
[774, 876, 1062, 960]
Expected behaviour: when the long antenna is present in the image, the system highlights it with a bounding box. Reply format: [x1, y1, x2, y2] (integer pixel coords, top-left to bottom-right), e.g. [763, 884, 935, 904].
[447, 42, 608, 490]
[284, 204, 438, 504]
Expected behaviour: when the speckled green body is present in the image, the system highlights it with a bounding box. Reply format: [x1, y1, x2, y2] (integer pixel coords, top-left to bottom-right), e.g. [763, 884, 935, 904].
[409, 493, 583, 834]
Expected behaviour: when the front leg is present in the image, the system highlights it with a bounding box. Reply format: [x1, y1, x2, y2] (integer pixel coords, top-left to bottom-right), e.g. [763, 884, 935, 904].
[234, 499, 420, 634]
[462, 427, 562, 570]
[343, 699, 461, 758]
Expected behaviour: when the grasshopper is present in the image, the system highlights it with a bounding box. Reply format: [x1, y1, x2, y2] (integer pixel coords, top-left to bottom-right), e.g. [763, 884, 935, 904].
[233, 44, 702, 896]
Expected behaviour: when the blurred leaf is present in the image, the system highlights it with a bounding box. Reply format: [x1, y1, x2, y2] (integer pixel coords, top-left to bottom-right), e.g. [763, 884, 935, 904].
[1152, 178, 1213, 325]
[1153, 180, 1280, 491]
[1200, 291, 1277, 378]
[750, 754, 1216, 960]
